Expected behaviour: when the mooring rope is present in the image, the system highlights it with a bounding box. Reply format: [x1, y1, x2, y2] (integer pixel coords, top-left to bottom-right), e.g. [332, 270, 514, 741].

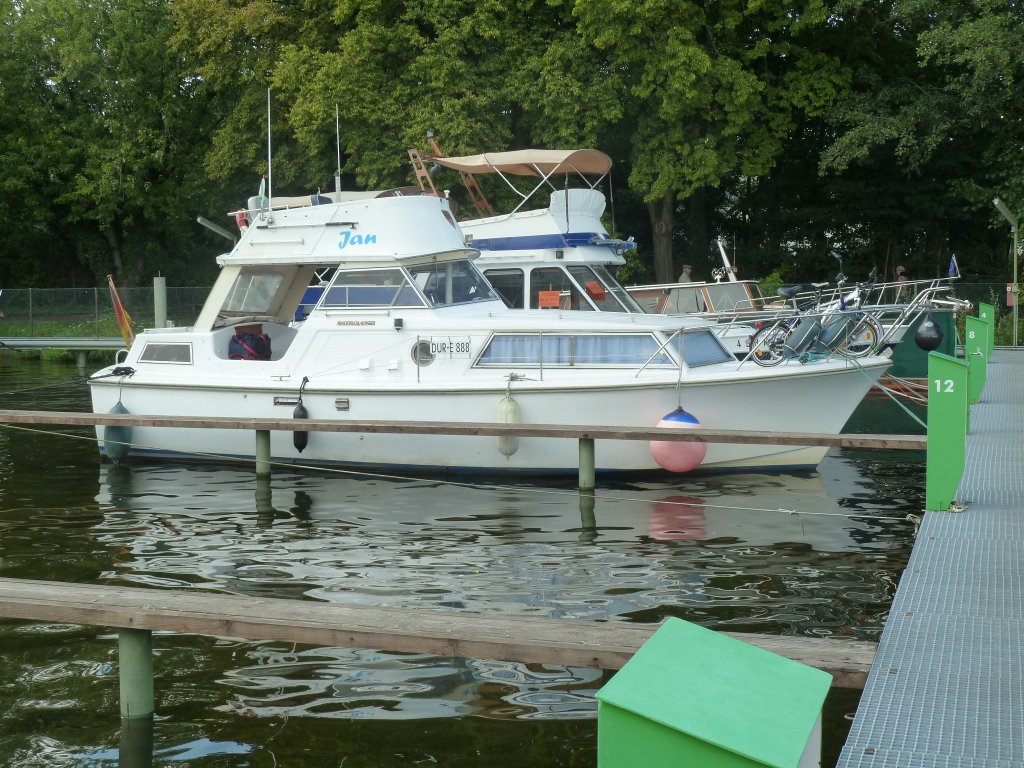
[0, 422, 921, 524]
[850, 358, 928, 430]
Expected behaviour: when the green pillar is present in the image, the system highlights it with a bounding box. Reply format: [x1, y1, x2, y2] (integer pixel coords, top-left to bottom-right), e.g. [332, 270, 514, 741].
[119, 628, 154, 719]
[119, 717, 154, 768]
[579, 438, 595, 492]
[965, 316, 988, 405]
[977, 302, 995, 355]
[578, 491, 597, 544]
[926, 352, 968, 512]
[255, 429, 271, 478]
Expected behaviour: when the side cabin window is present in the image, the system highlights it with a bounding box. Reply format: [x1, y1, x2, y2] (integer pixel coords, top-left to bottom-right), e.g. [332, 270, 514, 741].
[476, 333, 674, 366]
[528, 267, 594, 311]
[483, 268, 524, 308]
[139, 343, 193, 364]
[669, 329, 734, 367]
[320, 268, 425, 308]
[407, 260, 497, 306]
[565, 265, 645, 313]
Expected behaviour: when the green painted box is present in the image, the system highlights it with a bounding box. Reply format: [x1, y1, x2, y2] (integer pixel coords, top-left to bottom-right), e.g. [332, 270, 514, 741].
[596, 618, 831, 768]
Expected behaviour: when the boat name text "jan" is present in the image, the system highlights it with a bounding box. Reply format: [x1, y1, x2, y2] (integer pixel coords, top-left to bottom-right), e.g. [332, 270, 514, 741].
[338, 231, 378, 249]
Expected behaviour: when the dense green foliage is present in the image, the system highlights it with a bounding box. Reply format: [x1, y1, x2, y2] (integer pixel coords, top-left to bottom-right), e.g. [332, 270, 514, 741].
[1, 0, 1021, 287]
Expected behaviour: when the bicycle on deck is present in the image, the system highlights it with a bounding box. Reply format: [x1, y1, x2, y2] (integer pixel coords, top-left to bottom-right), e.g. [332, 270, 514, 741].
[748, 271, 883, 367]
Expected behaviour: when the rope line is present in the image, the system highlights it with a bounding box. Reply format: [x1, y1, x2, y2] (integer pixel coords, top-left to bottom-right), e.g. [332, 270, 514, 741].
[0, 422, 919, 524]
[852, 359, 928, 429]
[0, 376, 89, 397]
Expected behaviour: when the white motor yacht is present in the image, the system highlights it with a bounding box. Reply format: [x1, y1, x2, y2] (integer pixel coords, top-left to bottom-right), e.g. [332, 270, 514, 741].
[89, 189, 890, 474]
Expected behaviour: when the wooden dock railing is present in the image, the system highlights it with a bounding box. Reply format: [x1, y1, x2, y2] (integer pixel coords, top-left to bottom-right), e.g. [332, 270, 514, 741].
[0, 408, 927, 491]
[0, 578, 876, 721]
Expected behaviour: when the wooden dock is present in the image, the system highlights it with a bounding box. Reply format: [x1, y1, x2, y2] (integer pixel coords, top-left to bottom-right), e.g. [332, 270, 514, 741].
[0, 578, 875, 689]
[0, 408, 928, 450]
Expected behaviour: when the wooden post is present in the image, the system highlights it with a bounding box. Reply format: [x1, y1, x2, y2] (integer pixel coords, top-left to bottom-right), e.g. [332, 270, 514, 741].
[255, 429, 271, 478]
[579, 437, 595, 491]
[119, 628, 154, 719]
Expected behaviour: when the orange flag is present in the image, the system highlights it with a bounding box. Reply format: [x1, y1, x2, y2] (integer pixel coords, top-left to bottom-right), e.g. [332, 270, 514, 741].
[107, 274, 135, 346]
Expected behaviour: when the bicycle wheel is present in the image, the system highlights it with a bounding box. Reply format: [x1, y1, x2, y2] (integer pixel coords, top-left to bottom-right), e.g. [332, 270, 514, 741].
[834, 314, 883, 358]
[748, 324, 788, 366]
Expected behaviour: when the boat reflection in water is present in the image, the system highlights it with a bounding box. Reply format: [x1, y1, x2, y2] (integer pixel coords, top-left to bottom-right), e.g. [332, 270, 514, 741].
[95, 456, 914, 721]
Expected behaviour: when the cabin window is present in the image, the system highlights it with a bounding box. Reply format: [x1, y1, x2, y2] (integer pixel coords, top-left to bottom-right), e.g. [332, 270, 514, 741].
[408, 260, 497, 306]
[482, 268, 524, 308]
[476, 333, 672, 366]
[705, 283, 756, 312]
[139, 343, 193, 364]
[321, 268, 424, 308]
[223, 271, 286, 314]
[566, 265, 645, 313]
[662, 286, 705, 314]
[670, 330, 733, 367]
[528, 268, 593, 311]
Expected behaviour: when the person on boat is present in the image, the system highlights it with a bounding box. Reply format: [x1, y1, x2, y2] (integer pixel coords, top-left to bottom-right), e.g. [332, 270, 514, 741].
[895, 265, 908, 301]
[677, 264, 693, 283]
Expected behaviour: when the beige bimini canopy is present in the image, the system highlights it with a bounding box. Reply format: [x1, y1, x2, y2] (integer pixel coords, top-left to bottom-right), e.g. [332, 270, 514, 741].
[431, 149, 612, 177]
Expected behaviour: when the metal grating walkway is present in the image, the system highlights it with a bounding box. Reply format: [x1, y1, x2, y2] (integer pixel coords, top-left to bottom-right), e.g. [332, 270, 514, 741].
[838, 349, 1024, 768]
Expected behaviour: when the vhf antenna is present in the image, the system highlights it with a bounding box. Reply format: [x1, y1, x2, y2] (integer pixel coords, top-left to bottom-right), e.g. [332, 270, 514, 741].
[335, 105, 342, 196]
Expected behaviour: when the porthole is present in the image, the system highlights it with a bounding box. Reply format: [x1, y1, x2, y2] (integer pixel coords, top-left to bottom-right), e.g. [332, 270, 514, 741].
[411, 340, 435, 366]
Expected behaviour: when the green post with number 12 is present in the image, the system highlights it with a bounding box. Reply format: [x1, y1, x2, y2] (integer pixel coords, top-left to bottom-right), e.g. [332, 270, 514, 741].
[926, 352, 968, 512]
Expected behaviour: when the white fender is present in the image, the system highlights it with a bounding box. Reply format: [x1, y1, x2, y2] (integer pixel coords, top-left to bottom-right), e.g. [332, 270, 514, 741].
[496, 394, 520, 458]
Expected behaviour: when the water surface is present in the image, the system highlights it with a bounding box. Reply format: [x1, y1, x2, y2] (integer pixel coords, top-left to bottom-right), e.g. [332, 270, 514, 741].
[0, 356, 925, 767]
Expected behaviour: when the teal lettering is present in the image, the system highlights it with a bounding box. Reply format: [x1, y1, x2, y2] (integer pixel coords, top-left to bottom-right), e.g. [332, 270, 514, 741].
[338, 231, 377, 249]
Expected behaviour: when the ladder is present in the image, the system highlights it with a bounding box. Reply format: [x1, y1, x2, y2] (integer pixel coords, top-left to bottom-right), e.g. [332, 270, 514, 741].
[407, 135, 494, 218]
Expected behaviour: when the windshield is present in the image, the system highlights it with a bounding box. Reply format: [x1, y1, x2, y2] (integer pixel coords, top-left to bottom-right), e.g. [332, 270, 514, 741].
[565, 265, 646, 313]
[407, 260, 499, 306]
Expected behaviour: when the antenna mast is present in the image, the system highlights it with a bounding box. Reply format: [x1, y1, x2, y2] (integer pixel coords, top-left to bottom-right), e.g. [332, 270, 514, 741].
[266, 88, 273, 211]
[335, 105, 342, 196]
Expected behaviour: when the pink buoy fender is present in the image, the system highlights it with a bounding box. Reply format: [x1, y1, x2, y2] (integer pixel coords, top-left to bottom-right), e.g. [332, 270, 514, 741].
[650, 407, 708, 472]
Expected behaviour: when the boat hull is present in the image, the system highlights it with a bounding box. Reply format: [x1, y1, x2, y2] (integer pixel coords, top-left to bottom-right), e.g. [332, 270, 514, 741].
[89, 361, 886, 474]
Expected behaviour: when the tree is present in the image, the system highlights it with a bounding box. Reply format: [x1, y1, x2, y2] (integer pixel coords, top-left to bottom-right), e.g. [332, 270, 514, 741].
[574, 0, 847, 281]
[819, 0, 1022, 278]
[0, 0, 226, 287]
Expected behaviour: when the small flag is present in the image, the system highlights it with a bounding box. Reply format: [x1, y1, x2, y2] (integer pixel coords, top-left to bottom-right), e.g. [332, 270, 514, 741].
[107, 274, 135, 346]
[947, 254, 960, 278]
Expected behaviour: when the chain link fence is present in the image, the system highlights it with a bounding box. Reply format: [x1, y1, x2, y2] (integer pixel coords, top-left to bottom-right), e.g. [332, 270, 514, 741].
[0, 286, 210, 337]
[0, 281, 1017, 341]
